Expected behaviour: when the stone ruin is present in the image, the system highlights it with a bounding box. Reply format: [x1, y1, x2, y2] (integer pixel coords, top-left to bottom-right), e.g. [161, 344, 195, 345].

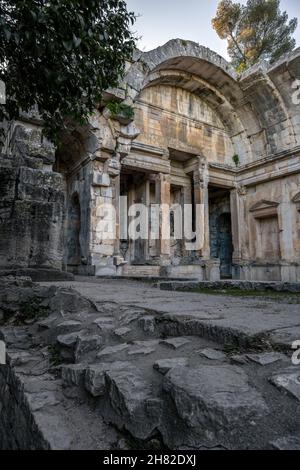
[1, 40, 300, 450]
[1, 39, 300, 283]
[0, 275, 300, 450]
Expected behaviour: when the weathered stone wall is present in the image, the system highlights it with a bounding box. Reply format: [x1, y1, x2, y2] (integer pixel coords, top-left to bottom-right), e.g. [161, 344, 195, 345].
[0, 364, 50, 450]
[1, 40, 300, 282]
[238, 174, 300, 282]
[0, 122, 65, 272]
[135, 85, 234, 165]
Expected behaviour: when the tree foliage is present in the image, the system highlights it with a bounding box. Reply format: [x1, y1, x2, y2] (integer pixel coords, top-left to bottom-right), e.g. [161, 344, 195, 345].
[212, 0, 297, 72]
[0, 0, 136, 141]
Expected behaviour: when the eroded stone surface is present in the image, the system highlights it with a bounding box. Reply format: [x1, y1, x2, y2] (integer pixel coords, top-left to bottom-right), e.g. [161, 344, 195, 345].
[270, 369, 300, 401]
[163, 365, 269, 441]
[105, 365, 162, 440]
[1, 277, 300, 450]
[199, 349, 227, 361]
[270, 436, 300, 450]
[153, 358, 188, 375]
[160, 337, 191, 350]
[246, 353, 286, 366]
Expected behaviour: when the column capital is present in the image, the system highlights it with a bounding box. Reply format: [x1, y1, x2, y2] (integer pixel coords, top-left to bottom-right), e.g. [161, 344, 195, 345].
[233, 183, 247, 197]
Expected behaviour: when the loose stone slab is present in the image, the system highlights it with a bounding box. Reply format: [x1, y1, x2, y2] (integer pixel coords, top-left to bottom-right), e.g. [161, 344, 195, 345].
[114, 327, 131, 338]
[199, 349, 227, 361]
[163, 365, 268, 436]
[160, 337, 191, 350]
[270, 436, 300, 450]
[270, 369, 300, 401]
[55, 321, 82, 335]
[97, 343, 129, 358]
[128, 347, 156, 356]
[246, 352, 286, 366]
[153, 358, 188, 375]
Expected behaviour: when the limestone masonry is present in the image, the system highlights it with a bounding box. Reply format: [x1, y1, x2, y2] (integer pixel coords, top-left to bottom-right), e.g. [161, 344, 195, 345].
[1, 39, 300, 282]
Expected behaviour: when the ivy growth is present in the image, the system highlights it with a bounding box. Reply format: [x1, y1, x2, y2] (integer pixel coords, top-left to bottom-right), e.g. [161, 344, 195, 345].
[106, 101, 134, 121]
[232, 154, 240, 167]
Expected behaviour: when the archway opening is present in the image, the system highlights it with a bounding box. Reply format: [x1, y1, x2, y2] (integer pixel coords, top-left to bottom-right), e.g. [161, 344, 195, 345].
[66, 192, 82, 267]
[209, 186, 233, 279]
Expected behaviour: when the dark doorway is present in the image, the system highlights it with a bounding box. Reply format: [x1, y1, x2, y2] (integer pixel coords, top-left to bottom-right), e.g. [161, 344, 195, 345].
[209, 186, 233, 279]
[66, 192, 81, 266]
[218, 212, 233, 278]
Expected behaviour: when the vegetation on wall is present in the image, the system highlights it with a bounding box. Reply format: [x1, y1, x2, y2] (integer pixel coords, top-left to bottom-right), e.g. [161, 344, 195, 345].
[232, 154, 240, 166]
[106, 100, 135, 122]
[0, 0, 136, 142]
[212, 0, 297, 72]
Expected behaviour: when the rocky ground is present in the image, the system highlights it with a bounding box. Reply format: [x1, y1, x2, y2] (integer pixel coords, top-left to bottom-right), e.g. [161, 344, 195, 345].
[1, 276, 300, 450]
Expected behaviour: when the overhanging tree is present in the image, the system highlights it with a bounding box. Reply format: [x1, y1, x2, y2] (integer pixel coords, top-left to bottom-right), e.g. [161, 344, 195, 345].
[0, 0, 136, 142]
[212, 0, 298, 72]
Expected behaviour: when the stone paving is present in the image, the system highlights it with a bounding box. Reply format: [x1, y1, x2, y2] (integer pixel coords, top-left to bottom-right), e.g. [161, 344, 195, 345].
[1, 276, 300, 449]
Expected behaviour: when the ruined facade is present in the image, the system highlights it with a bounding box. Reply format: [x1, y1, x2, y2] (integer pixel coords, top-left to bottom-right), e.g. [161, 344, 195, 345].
[1, 39, 300, 282]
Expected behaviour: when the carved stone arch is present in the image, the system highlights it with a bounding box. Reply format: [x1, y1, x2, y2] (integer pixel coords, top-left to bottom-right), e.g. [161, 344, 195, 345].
[125, 40, 267, 163]
[240, 66, 297, 154]
[141, 69, 253, 163]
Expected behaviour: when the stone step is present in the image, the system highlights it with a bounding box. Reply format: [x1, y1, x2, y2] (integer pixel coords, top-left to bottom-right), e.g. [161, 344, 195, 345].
[122, 265, 161, 277]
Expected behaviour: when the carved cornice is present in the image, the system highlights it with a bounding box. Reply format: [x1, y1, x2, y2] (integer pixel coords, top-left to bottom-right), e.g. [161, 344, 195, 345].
[250, 200, 279, 218]
[292, 191, 300, 211]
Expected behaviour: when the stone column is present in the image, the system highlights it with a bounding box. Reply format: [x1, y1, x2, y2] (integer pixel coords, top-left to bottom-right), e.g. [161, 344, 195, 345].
[155, 173, 171, 264]
[230, 184, 248, 279]
[193, 157, 210, 259]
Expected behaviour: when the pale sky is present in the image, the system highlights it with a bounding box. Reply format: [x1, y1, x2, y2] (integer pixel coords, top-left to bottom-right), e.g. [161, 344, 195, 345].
[126, 0, 300, 59]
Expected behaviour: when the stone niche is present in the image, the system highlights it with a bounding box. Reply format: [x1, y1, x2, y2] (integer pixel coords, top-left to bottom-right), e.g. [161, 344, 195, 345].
[249, 200, 281, 281]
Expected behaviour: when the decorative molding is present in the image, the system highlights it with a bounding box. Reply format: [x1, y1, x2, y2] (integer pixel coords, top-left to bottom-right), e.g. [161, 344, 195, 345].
[292, 191, 300, 211]
[250, 200, 279, 218]
[236, 185, 247, 196]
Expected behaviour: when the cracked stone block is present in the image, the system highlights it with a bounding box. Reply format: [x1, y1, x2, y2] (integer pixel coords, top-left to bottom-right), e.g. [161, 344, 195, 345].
[61, 364, 87, 388]
[246, 352, 286, 366]
[105, 365, 162, 440]
[160, 337, 191, 350]
[270, 369, 300, 401]
[153, 358, 188, 375]
[163, 365, 269, 441]
[85, 362, 130, 397]
[75, 333, 103, 362]
[199, 349, 227, 361]
[270, 436, 300, 450]
[57, 331, 103, 362]
[97, 343, 129, 358]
